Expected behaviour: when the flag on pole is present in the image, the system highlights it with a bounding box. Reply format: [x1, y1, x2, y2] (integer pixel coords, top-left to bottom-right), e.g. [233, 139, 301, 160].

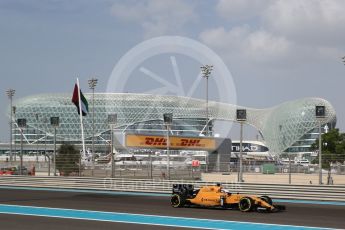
[72, 84, 89, 116]
[72, 79, 87, 172]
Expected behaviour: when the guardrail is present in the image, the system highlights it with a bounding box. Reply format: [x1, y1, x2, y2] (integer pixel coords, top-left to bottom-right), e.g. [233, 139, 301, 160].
[0, 176, 344, 202]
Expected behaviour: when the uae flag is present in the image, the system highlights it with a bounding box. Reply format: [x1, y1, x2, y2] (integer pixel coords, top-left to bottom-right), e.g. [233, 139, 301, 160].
[72, 84, 89, 116]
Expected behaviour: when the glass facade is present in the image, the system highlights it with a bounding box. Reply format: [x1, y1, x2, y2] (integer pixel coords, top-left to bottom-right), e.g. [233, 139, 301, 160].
[285, 121, 336, 154]
[9, 93, 336, 155]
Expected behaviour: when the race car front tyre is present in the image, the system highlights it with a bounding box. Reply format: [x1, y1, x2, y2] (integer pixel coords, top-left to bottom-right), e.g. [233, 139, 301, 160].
[171, 194, 185, 208]
[239, 197, 254, 212]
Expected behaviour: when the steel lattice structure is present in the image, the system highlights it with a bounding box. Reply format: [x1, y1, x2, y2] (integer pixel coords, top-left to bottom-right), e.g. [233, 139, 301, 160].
[10, 93, 336, 155]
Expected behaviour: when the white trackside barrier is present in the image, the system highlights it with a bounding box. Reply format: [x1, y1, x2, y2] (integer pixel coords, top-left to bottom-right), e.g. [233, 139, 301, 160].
[0, 176, 344, 202]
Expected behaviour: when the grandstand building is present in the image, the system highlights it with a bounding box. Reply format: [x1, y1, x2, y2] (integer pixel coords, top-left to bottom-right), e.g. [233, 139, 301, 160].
[2, 93, 337, 157]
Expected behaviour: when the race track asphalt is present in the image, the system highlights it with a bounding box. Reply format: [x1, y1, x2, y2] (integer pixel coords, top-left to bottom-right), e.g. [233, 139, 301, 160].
[0, 214, 195, 230]
[0, 188, 343, 229]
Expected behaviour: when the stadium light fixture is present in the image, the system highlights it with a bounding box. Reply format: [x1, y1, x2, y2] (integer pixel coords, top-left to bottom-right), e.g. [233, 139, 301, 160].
[200, 65, 213, 136]
[236, 109, 247, 183]
[88, 77, 98, 176]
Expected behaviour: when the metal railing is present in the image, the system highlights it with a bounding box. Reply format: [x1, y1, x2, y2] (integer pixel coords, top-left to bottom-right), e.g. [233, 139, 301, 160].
[0, 176, 344, 202]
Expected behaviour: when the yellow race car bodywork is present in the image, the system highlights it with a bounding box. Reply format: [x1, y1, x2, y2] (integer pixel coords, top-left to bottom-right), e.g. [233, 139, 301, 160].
[171, 184, 285, 212]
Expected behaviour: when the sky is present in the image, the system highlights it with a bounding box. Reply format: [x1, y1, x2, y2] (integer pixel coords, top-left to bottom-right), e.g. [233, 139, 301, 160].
[1, 0, 345, 142]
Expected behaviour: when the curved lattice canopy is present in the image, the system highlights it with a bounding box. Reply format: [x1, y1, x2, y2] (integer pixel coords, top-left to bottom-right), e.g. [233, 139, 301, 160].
[11, 94, 336, 155]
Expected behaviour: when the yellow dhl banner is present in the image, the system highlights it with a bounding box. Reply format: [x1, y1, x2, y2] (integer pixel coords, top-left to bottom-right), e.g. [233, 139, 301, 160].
[126, 134, 216, 150]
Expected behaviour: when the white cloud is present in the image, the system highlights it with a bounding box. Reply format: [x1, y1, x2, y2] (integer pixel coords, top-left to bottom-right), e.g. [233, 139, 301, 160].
[216, 0, 272, 22]
[200, 0, 345, 66]
[110, 0, 197, 38]
[199, 26, 291, 62]
[199, 26, 249, 49]
[246, 30, 291, 58]
[262, 0, 345, 46]
[213, 0, 345, 47]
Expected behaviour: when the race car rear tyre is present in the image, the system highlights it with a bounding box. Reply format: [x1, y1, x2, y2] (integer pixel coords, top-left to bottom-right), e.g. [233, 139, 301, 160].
[171, 194, 185, 208]
[239, 197, 254, 212]
[260, 196, 272, 205]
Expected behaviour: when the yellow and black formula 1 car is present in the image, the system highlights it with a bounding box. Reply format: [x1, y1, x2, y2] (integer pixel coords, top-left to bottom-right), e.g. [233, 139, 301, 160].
[170, 184, 285, 212]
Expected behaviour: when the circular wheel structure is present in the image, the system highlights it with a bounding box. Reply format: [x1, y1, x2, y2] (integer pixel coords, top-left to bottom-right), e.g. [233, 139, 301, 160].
[171, 194, 185, 208]
[238, 197, 253, 212]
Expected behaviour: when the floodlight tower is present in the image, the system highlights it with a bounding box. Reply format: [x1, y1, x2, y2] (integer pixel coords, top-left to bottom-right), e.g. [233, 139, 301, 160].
[50, 117, 59, 176]
[236, 109, 247, 182]
[200, 65, 213, 136]
[315, 105, 326, 185]
[163, 113, 173, 180]
[108, 114, 117, 178]
[88, 78, 98, 176]
[17, 118, 26, 175]
[6, 89, 15, 162]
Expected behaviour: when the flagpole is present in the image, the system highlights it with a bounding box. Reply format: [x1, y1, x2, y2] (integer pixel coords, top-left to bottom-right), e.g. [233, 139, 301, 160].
[77, 78, 86, 171]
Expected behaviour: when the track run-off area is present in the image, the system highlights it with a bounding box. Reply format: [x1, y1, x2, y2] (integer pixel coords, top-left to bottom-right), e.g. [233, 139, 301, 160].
[0, 186, 343, 230]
